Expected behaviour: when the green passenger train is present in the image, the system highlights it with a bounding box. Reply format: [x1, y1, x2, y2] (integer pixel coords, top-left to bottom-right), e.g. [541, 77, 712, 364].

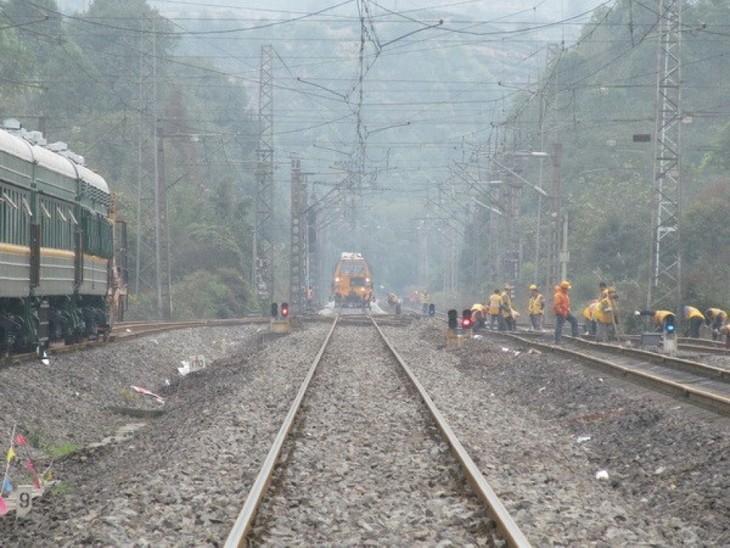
[0, 120, 122, 355]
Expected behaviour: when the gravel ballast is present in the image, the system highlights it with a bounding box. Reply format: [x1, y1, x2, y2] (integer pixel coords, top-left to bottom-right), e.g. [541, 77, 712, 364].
[0, 317, 726, 545]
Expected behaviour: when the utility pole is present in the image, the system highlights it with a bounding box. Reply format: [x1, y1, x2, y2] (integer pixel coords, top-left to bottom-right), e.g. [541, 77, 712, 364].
[306, 205, 318, 311]
[417, 220, 429, 289]
[547, 143, 562, 289]
[253, 44, 275, 309]
[135, 15, 156, 297]
[648, 0, 682, 309]
[155, 129, 172, 319]
[504, 167, 523, 283]
[488, 182, 500, 285]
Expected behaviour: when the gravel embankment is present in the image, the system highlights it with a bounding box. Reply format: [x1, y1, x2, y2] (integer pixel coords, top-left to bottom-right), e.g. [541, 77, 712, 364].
[0, 316, 726, 546]
[0, 323, 330, 546]
[383, 320, 729, 546]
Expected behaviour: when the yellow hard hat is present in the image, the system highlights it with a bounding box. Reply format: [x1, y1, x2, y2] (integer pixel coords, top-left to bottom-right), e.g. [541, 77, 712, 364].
[529, 284, 538, 290]
[559, 280, 571, 289]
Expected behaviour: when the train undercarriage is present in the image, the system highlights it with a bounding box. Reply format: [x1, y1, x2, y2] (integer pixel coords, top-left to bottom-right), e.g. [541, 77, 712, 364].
[0, 294, 109, 356]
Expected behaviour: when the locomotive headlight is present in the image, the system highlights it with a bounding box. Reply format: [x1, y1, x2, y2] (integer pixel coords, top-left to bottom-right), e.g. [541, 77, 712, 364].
[334, 276, 341, 282]
[365, 278, 371, 283]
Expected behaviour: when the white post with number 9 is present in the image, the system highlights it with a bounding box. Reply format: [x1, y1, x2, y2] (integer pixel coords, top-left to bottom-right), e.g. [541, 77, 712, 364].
[15, 486, 33, 517]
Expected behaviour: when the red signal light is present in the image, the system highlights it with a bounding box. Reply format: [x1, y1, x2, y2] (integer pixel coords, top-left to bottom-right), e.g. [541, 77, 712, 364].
[281, 302, 289, 317]
[461, 309, 472, 329]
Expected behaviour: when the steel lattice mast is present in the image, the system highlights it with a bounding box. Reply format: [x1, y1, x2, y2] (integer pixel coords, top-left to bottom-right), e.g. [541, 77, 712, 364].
[253, 45, 275, 307]
[649, 0, 682, 309]
[289, 155, 307, 314]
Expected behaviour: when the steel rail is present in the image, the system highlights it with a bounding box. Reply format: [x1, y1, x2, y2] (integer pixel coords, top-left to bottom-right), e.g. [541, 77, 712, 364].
[615, 334, 730, 355]
[224, 316, 338, 548]
[676, 342, 730, 356]
[370, 317, 532, 548]
[111, 318, 269, 342]
[499, 333, 730, 416]
[562, 336, 730, 381]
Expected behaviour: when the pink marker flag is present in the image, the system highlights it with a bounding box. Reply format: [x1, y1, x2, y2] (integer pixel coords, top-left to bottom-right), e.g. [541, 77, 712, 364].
[0, 497, 7, 516]
[25, 458, 35, 473]
[130, 385, 164, 403]
[32, 476, 41, 490]
[14, 434, 27, 446]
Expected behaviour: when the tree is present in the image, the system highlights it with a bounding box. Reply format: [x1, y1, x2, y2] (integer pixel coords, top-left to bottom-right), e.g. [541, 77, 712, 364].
[681, 182, 730, 307]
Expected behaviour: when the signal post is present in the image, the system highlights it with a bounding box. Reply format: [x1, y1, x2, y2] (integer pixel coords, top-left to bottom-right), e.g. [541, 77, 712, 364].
[270, 302, 291, 334]
[445, 309, 473, 347]
[637, 310, 676, 356]
[662, 313, 677, 356]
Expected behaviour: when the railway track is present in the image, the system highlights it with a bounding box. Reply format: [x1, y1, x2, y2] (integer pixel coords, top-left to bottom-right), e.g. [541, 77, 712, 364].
[1, 317, 269, 365]
[226, 314, 530, 547]
[112, 317, 267, 340]
[482, 329, 730, 416]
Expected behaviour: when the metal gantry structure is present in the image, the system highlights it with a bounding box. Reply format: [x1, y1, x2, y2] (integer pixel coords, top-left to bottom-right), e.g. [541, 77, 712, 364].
[649, 0, 683, 309]
[254, 44, 276, 308]
[289, 155, 307, 314]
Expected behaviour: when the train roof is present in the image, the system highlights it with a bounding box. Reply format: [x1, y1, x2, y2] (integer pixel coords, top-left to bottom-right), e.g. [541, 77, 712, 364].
[76, 163, 109, 194]
[339, 252, 366, 261]
[0, 127, 109, 194]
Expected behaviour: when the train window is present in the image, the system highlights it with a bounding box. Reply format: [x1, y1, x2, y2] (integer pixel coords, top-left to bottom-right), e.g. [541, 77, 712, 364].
[0, 199, 5, 242]
[4, 188, 27, 245]
[2, 190, 18, 210]
[40, 200, 49, 247]
[22, 197, 32, 217]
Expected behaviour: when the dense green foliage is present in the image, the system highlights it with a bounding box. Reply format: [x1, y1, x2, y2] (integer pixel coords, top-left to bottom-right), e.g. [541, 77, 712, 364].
[1, 0, 258, 318]
[476, 0, 730, 317]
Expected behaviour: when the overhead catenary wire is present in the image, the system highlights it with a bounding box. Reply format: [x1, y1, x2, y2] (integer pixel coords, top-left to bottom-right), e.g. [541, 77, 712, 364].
[9, 0, 730, 203]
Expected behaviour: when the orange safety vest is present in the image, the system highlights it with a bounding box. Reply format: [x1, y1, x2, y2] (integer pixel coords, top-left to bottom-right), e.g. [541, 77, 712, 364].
[553, 289, 570, 316]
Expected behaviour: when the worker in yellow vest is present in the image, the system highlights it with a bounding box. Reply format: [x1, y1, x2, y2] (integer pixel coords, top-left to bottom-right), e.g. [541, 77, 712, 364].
[527, 284, 545, 330]
[704, 308, 728, 341]
[593, 288, 619, 342]
[682, 306, 705, 338]
[488, 289, 502, 330]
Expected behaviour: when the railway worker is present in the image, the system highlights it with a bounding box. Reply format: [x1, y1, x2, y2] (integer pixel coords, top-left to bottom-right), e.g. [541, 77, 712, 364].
[553, 280, 579, 343]
[471, 303, 487, 331]
[582, 300, 599, 338]
[527, 284, 545, 330]
[682, 305, 705, 338]
[704, 308, 729, 341]
[421, 291, 431, 315]
[500, 284, 516, 331]
[488, 289, 502, 330]
[593, 287, 619, 342]
[386, 293, 401, 315]
[635, 309, 675, 331]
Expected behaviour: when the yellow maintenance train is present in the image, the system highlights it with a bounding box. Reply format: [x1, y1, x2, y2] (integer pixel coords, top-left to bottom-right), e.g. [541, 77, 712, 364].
[332, 252, 373, 307]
